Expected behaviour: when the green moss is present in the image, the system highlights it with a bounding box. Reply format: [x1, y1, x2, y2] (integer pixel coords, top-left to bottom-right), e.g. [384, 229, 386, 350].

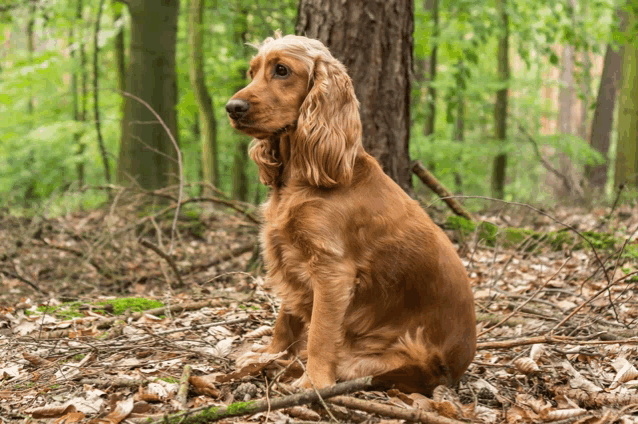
[96, 298, 163, 315]
[158, 377, 178, 384]
[37, 302, 84, 320]
[446, 215, 624, 253]
[225, 401, 256, 415]
[72, 354, 86, 361]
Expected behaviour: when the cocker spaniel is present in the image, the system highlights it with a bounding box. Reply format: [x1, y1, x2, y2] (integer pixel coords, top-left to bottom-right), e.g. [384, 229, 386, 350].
[226, 34, 476, 394]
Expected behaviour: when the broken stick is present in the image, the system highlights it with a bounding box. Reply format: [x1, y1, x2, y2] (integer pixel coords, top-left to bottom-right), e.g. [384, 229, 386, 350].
[411, 160, 474, 222]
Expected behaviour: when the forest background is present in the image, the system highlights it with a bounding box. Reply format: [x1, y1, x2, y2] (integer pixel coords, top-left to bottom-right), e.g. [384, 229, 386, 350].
[1, 0, 637, 213]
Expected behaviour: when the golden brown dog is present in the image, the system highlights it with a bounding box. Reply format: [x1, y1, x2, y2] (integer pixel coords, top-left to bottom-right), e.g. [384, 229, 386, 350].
[226, 34, 476, 394]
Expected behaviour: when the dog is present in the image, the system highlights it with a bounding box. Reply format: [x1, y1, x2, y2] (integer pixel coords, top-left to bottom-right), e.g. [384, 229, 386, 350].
[226, 34, 476, 394]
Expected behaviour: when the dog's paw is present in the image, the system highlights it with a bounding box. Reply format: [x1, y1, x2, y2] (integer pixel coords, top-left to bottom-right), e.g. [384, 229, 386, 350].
[292, 374, 313, 389]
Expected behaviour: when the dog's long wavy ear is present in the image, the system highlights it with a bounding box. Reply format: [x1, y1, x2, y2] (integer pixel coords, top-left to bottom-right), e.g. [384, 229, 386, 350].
[292, 56, 362, 188]
[249, 138, 281, 187]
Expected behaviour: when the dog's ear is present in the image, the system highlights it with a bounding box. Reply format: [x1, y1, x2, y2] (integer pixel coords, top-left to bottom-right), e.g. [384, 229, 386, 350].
[292, 56, 362, 188]
[249, 138, 281, 187]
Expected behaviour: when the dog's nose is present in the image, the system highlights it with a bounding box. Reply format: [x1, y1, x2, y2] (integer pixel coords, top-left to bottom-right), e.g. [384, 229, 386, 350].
[225, 99, 250, 120]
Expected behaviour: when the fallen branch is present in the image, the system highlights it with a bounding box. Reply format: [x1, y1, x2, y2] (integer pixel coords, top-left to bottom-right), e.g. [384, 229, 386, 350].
[411, 161, 474, 221]
[177, 365, 192, 409]
[329, 396, 464, 424]
[139, 239, 185, 288]
[478, 334, 638, 350]
[184, 242, 256, 276]
[145, 376, 376, 424]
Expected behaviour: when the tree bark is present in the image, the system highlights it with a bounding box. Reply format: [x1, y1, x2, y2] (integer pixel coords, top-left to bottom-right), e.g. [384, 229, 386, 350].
[586, 13, 626, 191]
[423, 0, 438, 139]
[232, 12, 250, 202]
[491, 0, 508, 199]
[296, 0, 414, 194]
[71, 0, 84, 186]
[615, 7, 638, 188]
[93, 0, 111, 184]
[188, 0, 218, 195]
[117, 0, 180, 190]
[113, 1, 126, 112]
[453, 60, 464, 193]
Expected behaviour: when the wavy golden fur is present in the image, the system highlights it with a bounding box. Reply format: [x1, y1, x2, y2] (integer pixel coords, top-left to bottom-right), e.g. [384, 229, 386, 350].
[226, 34, 476, 394]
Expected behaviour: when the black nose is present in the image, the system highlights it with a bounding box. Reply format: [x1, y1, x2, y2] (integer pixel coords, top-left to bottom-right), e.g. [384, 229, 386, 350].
[225, 99, 250, 120]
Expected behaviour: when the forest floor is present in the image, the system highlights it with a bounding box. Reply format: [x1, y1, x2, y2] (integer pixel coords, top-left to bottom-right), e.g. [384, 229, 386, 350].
[1, 189, 638, 423]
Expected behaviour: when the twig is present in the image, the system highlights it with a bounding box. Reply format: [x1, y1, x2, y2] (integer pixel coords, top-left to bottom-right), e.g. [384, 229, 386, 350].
[479, 255, 572, 337]
[0, 269, 47, 294]
[329, 396, 464, 424]
[551, 270, 638, 333]
[478, 334, 638, 350]
[596, 183, 625, 231]
[119, 90, 184, 255]
[36, 239, 112, 279]
[411, 161, 474, 221]
[295, 358, 338, 423]
[146, 376, 377, 424]
[516, 120, 577, 197]
[138, 239, 184, 288]
[184, 242, 256, 275]
[428, 195, 613, 289]
[177, 365, 192, 409]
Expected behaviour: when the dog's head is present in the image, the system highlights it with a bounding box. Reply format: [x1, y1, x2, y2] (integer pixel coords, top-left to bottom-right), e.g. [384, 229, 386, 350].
[226, 34, 362, 188]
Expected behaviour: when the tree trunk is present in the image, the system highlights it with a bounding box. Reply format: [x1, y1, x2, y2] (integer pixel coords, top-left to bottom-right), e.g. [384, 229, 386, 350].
[113, 1, 126, 109]
[423, 0, 438, 139]
[586, 11, 626, 191]
[491, 0, 508, 199]
[296, 0, 414, 194]
[71, 0, 84, 186]
[188, 0, 218, 195]
[93, 0, 111, 184]
[615, 8, 638, 189]
[454, 61, 464, 193]
[232, 12, 250, 202]
[117, 0, 180, 190]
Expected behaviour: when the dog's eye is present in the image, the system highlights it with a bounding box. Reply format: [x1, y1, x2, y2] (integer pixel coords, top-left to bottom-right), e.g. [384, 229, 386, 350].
[274, 64, 290, 78]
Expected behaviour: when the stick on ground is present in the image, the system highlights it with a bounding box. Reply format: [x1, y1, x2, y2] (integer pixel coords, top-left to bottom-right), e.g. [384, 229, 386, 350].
[411, 160, 474, 221]
[148, 376, 376, 424]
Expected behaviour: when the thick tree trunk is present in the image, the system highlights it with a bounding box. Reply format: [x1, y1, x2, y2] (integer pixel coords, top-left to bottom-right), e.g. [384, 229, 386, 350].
[615, 8, 638, 188]
[423, 0, 438, 139]
[188, 0, 218, 195]
[586, 45, 623, 190]
[113, 1, 126, 108]
[586, 9, 626, 191]
[296, 0, 414, 193]
[117, 0, 180, 190]
[491, 0, 508, 199]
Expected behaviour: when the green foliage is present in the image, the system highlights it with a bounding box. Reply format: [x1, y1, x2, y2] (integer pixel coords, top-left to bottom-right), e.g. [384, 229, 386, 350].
[0, 0, 631, 210]
[97, 297, 163, 315]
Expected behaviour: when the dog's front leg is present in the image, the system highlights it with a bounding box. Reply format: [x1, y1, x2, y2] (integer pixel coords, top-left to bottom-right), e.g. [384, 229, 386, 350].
[296, 267, 354, 389]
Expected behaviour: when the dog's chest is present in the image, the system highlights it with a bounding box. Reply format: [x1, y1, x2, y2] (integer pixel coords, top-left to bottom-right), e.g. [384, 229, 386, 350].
[259, 192, 315, 317]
